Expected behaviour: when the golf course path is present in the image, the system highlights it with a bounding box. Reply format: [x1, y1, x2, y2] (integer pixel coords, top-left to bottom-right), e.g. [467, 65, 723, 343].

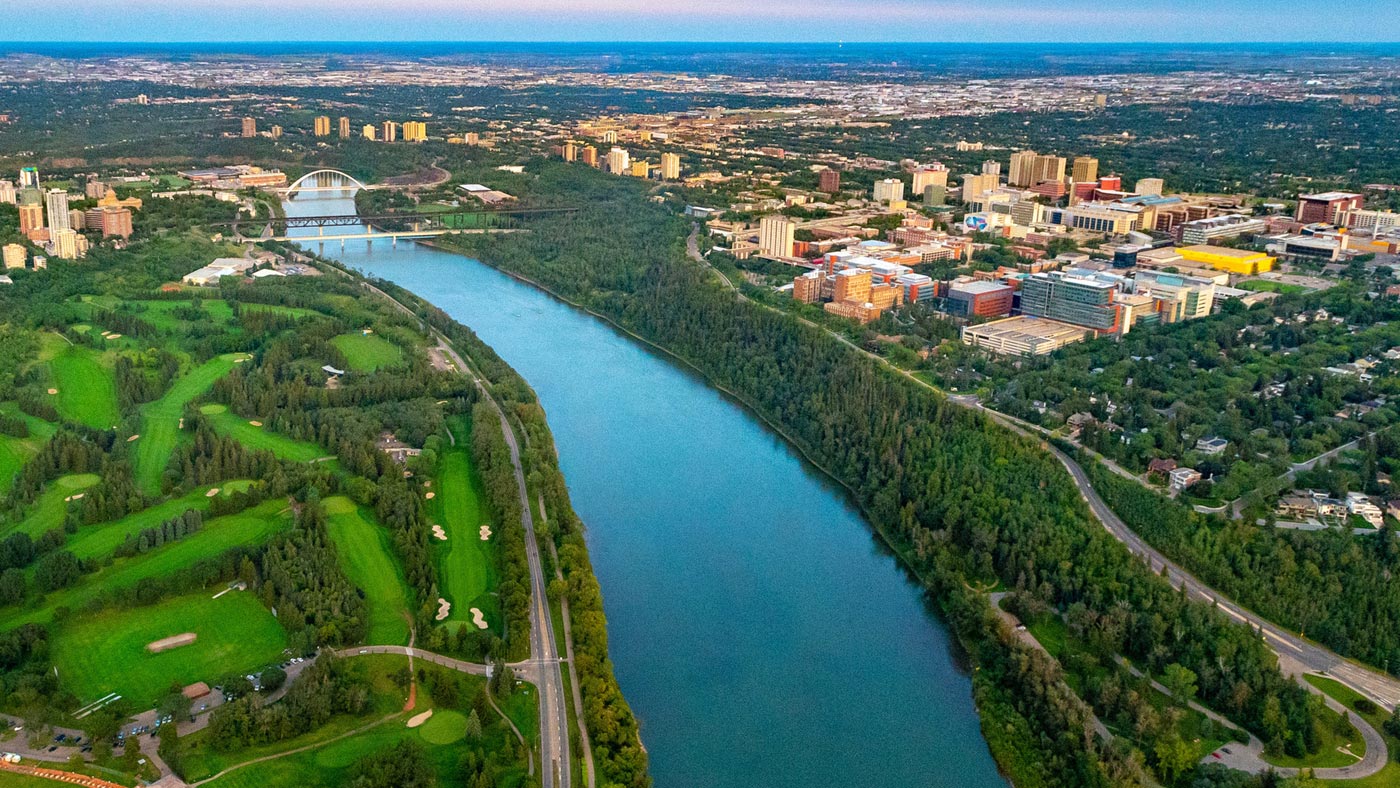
[187, 713, 399, 787]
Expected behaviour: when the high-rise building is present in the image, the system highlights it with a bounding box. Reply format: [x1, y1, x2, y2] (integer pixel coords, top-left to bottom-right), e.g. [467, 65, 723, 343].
[0, 180, 14, 205]
[562, 142, 578, 162]
[819, 168, 841, 193]
[269, 125, 283, 139]
[981, 160, 1002, 176]
[601, 130, 618, 144]
[464, 132, 480, 146]
[911, 166, 949, 195]
[832, 268, 872, 304]
[241, 117, 257, 138]
[380, 121, 398, 143]
[758, 215, 796, 258]
[660, 152, 681, 180]
[961, 173, 999, 199]
[1134, 178, 1164, 196]
[579, 146, 598, 167]
[84, 180, 106, 200]
[629, 161, 650, 178]
[606, 147, 630, 175]
[69, 209, 86, 231]
[362, 124, 377, 141]
[45, 189, 71, 233]
[402, 121, 427, 142]
[1008, 150, 1038, 187]
[1072, 156, 1099, 184]
[872, 178, 904, 204]
[1020, 270, 1124, 334]
[50, 228, 85, 260]
[314, 116, 331, 137]
[2, 243, 25, 269]
[86, 207, 133, 239]
[19, 167, 39, 189]
[338, 116, 351, 139]
[1032, 155, 1067, 185]
[1296, 192, 1364, 224]
[18, 203, 43, 235]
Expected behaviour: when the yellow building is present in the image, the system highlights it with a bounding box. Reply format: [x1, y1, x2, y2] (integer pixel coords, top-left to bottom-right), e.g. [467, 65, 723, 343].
[660, 152, 681, 180]
[338, 116, 351, 139]
[313, 116, 331, 137]
[380, 121, 398, 143]
[1176, 245, 1275, 275]
[362, 124, 377, 141]
[402, 121, 427, 142]
[629, 161, 650, 178]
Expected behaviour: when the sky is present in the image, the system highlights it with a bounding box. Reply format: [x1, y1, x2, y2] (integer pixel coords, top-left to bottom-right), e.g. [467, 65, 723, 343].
[7, 0, 1400, 43]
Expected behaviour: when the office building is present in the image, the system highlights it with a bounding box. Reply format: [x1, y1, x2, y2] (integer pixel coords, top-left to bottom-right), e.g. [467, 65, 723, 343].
[241, 117, 256, 138]
[947, 280, 1014, 318]
[362, 124, 377, 141]
[69, 209, 86, 231]
[1020, 270, 1125, 334]
[0, 180, 13, 205]
[1032, 154, 1067, 186]
[1132, 270, 1216, 323]
[18, 167, 39, 189]
[872, 178, 904, 204]
[911, 166, 949, 195]
[1176, 245, 1275, 275]
[45, 190, 70, 233]
[2, 244, 25, 269]
[50, 228, 86, 260]
[18, 203, 43, 235]
[819, 168, 841, 193]
[832, 268, 872, 303]
[961, 173, 999, 200]
[1008, 150, 1039, 187]
[606, 147, 630, 175]
[793, 270, 823, 303]
[403, 121, 427, 142]
[1043, 203, 1141, 235]
[562, 141, 578, 162]
[629, 161, 650, 178]
[981, 160, 1002, 177]
[269, 125, 282, 139]
[85, 207, 133, 239]
[758, 215, 796, 257]
[1175, 214, 1268, 245]
[1296, 191, 1364, 224]
[338, 116, 351, 139]
[1338, 208, 1400, 231]
[380, 121, 398, 142]
[580, 146, 598, 167]
[314, 116, 331, 137]
[84, 180, 106, 200]
[1134, 178, 1164, 196]
[660, 152, 681, 180]
[1072, 157, 1099, 184]
[897, 272, 935, 303]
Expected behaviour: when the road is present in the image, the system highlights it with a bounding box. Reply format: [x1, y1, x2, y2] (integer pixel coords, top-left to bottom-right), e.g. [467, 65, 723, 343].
[684, 230, 1400, 713]
[357, 278, 573, 788]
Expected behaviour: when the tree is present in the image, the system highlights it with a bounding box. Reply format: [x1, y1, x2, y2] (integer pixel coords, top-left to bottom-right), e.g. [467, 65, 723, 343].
[158, 688, 193, 721]
[1162, 663, 1198, 706]
[157, 721, 179, 761]
[260, 666, 287, 693]
[464, 708, 483, 741]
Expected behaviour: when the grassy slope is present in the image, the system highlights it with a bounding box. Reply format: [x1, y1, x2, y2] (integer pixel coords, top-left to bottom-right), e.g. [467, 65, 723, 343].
[330, 333, 403, 372]
[2, 474, 101, 539]
[0, 404, 58, 496]
[52, 590, 287, 709]
[431, 419, 499, 633]
[133, 354, 243, 494]
[48, 346, 120, 429]
[199, 404, 327, 463]
[323, 496, 412, 646]
[61, 481, 256, 561]
[0, 499, 292, 630]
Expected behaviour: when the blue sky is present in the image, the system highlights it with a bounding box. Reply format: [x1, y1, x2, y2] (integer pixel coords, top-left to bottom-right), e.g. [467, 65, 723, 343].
[8, 0, 1400, 43]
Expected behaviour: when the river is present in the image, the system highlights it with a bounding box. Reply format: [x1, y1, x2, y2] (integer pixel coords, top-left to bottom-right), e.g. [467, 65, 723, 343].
[283, 186, 1006, 788]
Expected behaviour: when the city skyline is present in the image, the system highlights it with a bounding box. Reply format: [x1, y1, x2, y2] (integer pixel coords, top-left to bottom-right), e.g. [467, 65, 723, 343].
[7, 0, 1400, 43]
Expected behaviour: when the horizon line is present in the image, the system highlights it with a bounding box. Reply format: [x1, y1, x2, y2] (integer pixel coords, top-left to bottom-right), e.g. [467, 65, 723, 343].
[4, 39, 1400, 46]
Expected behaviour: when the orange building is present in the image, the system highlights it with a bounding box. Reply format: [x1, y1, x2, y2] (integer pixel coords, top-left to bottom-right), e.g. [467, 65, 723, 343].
[18, 203, 43, 234]
[832, 269, 872, 303]
[824, 300, 882, 324]
[793, 271, 822, 303]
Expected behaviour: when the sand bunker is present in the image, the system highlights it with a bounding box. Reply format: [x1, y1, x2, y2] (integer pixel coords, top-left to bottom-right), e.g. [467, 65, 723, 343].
[107, 333, 122, 340]
[424, 481, 432, 488]
[206, 488, 220, 497]
[248, 420, 263, 427]
[479, 524, 492, 541]
[234, 358, 247, 364]
[469, 608, 488, 630]
[64, 493, 85, 502]
[178, 418, 184, 428]
[431, 525, 447, 541]
[47, 388, 58, 395]
[435, 598, 451, 621]
[127, 434, 140, 442]
[425, 492, 436, 500]
[406, 709, 434, 728]
[147, 633, 197, 653]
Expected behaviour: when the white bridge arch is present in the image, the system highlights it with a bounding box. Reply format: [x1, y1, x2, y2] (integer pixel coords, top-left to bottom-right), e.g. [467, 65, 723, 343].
[285, 169, 369, 192]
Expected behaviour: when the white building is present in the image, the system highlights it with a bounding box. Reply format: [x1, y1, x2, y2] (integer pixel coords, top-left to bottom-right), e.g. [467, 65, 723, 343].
[872, 179, 905, 204]
[758, 215, 796, 258]
[606, 147, 630, 175]
[182, 258, 254, 286]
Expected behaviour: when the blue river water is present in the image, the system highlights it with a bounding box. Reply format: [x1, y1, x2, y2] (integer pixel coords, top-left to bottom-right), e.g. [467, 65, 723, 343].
[284, 188, 1006, 788]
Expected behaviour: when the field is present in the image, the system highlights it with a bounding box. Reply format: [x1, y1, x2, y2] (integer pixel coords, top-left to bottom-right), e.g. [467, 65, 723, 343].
[1237, 279, 1309, 295]
[0, 405, 57, 496]
[48, 346, 120, 429]
[431, 419, 499, 633]
[330, 332, 403, 372]
[323, 496, 412, 646]
[4, 474, 100, 539]
[133, 354, 243, 494]
[199, 404, 327, 462]
[52, 590, 287, 709]
[0, 499, 292, 630]
[133, 299, 322, 334]
[61, 481, 256, 560]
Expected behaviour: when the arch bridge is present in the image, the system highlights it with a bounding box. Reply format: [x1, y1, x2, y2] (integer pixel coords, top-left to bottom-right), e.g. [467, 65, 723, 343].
[277, 169, 375, 194]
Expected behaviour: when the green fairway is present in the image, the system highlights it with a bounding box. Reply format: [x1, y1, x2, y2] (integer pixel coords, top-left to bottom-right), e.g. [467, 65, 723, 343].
[48, 346, 120, 429]
[324, 496, 412, 646]
[4, 474, 100, 539]
[0, 500, 292, 630]
[133, 354, 243, 494]
[52, 590, 287, 709]
[199, 404, 328, 462]
[430, 419, 499, 632]
[331, 332, 403, 372]
[62, 481, 256, 561]
[0, 404, 58, 496]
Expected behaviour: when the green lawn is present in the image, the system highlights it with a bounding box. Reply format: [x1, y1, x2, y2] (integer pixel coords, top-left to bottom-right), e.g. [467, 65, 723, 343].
[431, 419, 499, 633]
[0, 404, 57, 496]
[48, 346, 120, 429]
[331, 333, 403, 372]
[199, 404, 327, 462]
[1237, 279, 1309, 295]
[323, 496, 412, 646]
[1306, 674, 1400, 788]
[1260, 687, 1365, 769]
[0, 499, 292, 630]
[52, 590, 287, 709]
[3, 474, 100, 539]
[133, 354, 244, 494]
[62, 481, 256, 561]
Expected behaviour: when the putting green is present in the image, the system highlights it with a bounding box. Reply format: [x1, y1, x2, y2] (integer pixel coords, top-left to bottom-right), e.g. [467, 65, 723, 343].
[417, 710, 466, 745]
[324, 496, 412, 646]
[5, 473, 101, 539]
[52, 590, 287, 709]
[331, 333, 403, 372]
